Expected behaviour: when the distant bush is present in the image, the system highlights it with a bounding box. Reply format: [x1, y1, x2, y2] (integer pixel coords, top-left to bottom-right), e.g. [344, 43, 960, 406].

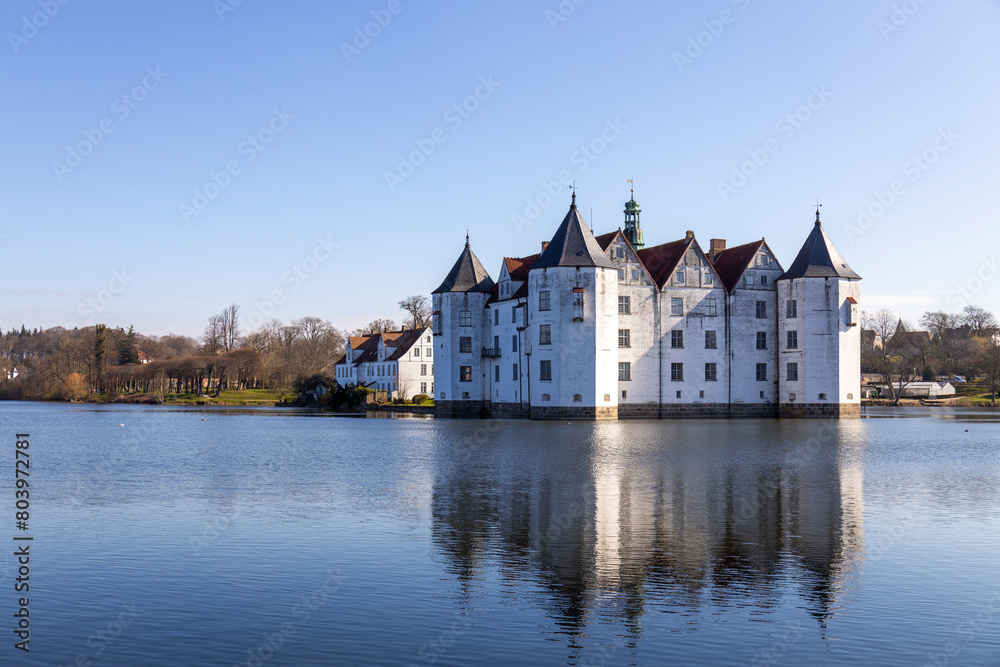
[412, 394, 430, 404]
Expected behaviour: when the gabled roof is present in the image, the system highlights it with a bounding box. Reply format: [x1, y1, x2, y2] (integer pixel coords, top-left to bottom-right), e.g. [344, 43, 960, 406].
[593, 231, 621, 250]
[711, 240, 765, 292]
[532, 198, 616, 270]
[351, 336, 380, 366]
[348, 335, 372, 350]
[636, 238, 693, 289]
[503, 253, 540, 281]
[386, 327, 430, 361]
[433, 240, 495, 294]
[779, 214, 861, 280]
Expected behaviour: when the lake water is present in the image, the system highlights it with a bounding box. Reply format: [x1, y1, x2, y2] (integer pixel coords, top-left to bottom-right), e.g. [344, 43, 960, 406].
[1, 402, 999, 666]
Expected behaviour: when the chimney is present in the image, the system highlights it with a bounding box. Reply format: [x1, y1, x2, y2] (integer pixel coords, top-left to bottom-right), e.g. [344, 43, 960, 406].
[709, 238, 726, 262]
[685, 230, 695, 240]
[541, 241, 549, 252]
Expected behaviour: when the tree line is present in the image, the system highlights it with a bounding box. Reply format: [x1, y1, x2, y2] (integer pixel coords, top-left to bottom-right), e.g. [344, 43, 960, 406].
[862, 304, 1000, 404]
[0, 295, 431, 402]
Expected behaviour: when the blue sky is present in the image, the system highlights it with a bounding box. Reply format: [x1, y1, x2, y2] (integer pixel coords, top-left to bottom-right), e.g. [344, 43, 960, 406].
[2, 0, 998, 338]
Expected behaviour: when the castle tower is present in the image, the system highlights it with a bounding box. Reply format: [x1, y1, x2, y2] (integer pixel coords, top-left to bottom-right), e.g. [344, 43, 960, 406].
[622, 186, 644, 250]
[432, 235, 495, 417]
[776, 210, 862, 418]
[527, 194, 619, 419]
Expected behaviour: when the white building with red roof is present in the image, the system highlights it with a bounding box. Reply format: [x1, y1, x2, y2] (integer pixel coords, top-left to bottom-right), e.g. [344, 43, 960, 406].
[432, 192, 861, 420]
[334, 327, 434, 399]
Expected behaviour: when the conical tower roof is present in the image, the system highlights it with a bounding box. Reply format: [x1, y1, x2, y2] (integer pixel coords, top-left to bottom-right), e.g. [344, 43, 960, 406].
[432, 236, 495, 294]
[779, 211, 861, 280]
[532, 195, 616, 270]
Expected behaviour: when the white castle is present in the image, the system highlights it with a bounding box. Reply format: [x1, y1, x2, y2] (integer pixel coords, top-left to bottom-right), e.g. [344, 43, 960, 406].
[432, 192, 861, 419]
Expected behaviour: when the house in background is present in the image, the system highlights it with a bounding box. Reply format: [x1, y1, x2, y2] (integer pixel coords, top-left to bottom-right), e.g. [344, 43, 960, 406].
[880, 381, 956, 398]
[334, 327, 434, 400]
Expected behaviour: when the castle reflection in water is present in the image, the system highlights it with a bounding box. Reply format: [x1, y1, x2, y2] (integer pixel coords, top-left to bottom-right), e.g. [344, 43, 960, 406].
[428, 420, 865, 637]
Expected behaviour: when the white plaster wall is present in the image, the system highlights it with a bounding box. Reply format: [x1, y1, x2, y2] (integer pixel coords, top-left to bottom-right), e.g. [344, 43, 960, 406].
[434, 291, 489, 403]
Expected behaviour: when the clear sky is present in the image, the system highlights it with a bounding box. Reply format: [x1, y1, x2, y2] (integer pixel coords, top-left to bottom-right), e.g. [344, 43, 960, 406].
[2, 0, 998, 338]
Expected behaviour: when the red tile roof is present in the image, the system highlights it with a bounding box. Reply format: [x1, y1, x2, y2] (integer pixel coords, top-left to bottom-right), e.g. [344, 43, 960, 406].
[711, 240, 765, 292]
[636, 238, 693, 289]
[503, 253, 540, 281]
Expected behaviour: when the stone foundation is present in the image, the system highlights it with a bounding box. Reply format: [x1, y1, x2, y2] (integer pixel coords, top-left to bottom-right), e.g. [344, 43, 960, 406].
[618, 403, 778, 419]
[487, 402, 530, 419]
[779, 402, 861, 419]
[435, 400, 486, 418]
[530, 405, 619, 420]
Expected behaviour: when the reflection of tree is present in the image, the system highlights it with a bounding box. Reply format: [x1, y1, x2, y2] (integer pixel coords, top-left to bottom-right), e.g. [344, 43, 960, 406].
[429, 426, 864, 639]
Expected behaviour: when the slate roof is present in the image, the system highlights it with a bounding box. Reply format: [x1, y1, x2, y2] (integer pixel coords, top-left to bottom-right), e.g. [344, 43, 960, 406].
[433, 240, 495, 294]
[779, 214, 861, 280]
[711, 240, 765, 292]
[532, 198, 617, 270]
[636, 238, 694, 289]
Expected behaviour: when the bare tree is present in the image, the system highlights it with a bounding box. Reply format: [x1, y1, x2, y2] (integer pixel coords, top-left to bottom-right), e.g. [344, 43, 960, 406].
[863, 308, 921, 404]
[221, 303, 240, 353]
[202, 314, 224, 356]
[398, 295, 431, 329]
[975, 335, 1000, 406]
[919, 311, 960, 342]
[961, 305, 998, 334]
[352, 319, 397, 336]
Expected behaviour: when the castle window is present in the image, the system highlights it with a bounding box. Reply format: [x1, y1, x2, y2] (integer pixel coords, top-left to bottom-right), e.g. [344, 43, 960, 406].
[787, 331, 798, 349]
[618, 296, 631, 314]
[671, 330, 684, 348]
[747, 275, 756, 287]
[512, 335, 518, 352]
[756, 363, 767, 381]
[622, 390, 627, 400]
[421, 382, 427, 394]
[426, 348, 431, 357]
[512, 306, 517, 323]
[459, 337, 472, 354]
[539, 360, 552, 381]
[573, 394, 583, 403]
[459, 366, 472, 382]
[675, 269, 685, 285]
[539, 291, 551, 311]
[414, 348, 420, 357]
[420, 364, 427, 376]
[755, 301, 767, 319]
[512, 363, 518, 380]
[541, 394, 550, 402]
[459, 310, 472, 327]
[704, 298, 717, 317]
[699, 390, 705, 398]
[494, 335, 500, 353]
[704, 271, 714, 286]
[676, 391, 682, 399]
[618, 362, 631, 381]
[760, 254, 770, 265]
[618, 329, 630, 348]
[618, 268, 625, 280]
[631, 269, 639, 281]
[818, 393, 828, 400]
[705, 330, 717, 349]
[756, 332, 767, 350]
[539, 325, 551, 345]
[671, 298, 683, 316]
[786, 300, 797, 318]
[705, 363, 717, 381]
[671, 363, 683, 381]
[760, 275, 768, 287]
[616, 247, 624, 259]
[462, 392, 470, 399]
[494, 309, 499, 325]
[787, 363, 799, 381]
[495, 366, 500, 382]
